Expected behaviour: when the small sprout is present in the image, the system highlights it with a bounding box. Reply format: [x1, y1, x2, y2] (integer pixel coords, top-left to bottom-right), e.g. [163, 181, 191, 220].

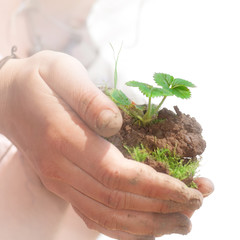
[110, 42, 123, 89]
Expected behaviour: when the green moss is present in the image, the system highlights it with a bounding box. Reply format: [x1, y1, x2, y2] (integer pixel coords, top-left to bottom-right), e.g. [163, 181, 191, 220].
[124, 144, 148, 163]
[125, 145, 200, 188]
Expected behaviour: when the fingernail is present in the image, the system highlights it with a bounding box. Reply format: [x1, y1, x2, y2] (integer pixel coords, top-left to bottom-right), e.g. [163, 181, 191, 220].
[96, 109, 122, 137]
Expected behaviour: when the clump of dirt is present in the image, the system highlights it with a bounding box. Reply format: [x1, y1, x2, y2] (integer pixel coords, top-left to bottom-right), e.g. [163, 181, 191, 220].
[144, 158, 170, 174]
[108, 106, 206, 160]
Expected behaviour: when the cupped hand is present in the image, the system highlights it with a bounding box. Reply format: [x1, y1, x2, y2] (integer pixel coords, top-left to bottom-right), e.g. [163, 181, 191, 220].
[0, 51, 210, 239]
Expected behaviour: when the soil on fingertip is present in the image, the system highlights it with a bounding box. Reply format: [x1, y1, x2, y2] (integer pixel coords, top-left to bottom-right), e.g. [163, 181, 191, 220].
[107, 106, 206, 183]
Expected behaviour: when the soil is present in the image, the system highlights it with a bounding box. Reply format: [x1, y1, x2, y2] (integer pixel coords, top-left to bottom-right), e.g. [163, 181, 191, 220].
[107, 106, 206, 183]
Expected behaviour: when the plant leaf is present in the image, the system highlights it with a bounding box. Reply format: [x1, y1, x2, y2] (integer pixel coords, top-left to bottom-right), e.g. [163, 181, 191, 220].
[126, 81, 154, 97]
[170, 86, 191, 99]
[173, 78, 196, 88]
[126, 81, 173, 98]
[151, 87, 173, 97]
[153, 73, 174, 89]
[110, 89, 131, 106]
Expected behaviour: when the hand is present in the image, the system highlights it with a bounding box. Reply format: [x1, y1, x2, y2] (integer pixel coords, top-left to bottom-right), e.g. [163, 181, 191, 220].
[0, 51, 207, 239]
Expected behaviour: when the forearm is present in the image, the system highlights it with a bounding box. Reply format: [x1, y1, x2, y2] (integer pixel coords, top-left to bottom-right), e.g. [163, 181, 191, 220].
[0, 66, 9, 134]
[0, 58, 16, 136]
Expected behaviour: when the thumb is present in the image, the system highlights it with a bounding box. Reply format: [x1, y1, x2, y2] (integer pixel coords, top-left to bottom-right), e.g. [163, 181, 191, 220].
[37, 51, 122, 137]
[194, 177, 214, 198]
[182, 177, 214, 218]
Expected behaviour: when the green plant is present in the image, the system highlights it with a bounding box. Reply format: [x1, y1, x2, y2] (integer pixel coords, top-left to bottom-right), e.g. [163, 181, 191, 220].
[124, 144, 148, 162]
[128, 74, 196, 123]
[109, 43, 123, 89]
[152, 148, 199, 184]
[110, 73, 196, 126]
[107, 45, 196, 125]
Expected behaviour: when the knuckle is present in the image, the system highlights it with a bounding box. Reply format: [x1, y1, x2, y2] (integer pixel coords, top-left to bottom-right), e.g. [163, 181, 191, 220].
[100, 167, 121, 190]
[106, 190, 127, 209]
[74, 91, 98, 117]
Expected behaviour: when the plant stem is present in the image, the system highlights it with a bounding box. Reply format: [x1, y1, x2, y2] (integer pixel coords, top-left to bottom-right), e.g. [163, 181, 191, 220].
[113, 42, 123, 89]
[156, 96, 167, 112]
[142, 96, 152, 125]
[114, 62, 118, 89]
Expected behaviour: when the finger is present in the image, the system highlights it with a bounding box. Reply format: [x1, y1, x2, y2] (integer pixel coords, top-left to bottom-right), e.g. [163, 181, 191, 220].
[36, 51, 122, 137]
[48, 155, 202, 214]
[194, 177, 214, 198]
[49, 180, 192, 237]
[73, 208, 155, 240]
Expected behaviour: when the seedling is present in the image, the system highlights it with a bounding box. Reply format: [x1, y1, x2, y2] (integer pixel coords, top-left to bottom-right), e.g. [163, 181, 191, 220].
[108, 45, 196, 126]
[126, 74, 196, 125]
[106, 46, 205, 189]
[109, 73, 196, 126]
[109, 42, 123, 89]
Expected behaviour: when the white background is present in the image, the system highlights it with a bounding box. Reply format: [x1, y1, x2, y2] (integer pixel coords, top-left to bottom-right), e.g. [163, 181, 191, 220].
[88, 0, 240, 239]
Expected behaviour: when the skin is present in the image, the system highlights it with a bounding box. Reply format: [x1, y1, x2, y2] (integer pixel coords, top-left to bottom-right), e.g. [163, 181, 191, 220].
[0, 51, 214, 239]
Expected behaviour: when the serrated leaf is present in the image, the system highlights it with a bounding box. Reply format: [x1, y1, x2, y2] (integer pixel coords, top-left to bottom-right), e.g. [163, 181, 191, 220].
[151, 87, 173, 97]
[126, 81, 154, 97]
[126, 81, 173, 98]
[170, 86, 191, 99]
[153, 73, 174, 89]
[173, 78, 196, 88]
[111, 89, 131, 106]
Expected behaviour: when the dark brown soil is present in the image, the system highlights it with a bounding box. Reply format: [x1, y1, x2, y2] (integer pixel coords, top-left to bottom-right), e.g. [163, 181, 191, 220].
[108, 106, 206, 159]
[107, 106, 205, 185]
[144, 158, 170, 174]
